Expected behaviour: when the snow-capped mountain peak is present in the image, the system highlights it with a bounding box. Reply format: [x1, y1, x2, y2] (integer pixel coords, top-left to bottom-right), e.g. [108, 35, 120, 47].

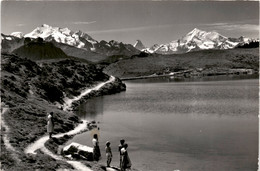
[182, 28, 206, 42]
[24, 24, 96, 49]
[133, 40, 146, 50]
[5, 24, 140, 56]
[145, 28, 245, 54]
[10, 32, 24, 38]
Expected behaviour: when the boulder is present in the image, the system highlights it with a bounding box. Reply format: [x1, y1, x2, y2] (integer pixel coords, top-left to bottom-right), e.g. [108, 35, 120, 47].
[62, 142, 93, 161]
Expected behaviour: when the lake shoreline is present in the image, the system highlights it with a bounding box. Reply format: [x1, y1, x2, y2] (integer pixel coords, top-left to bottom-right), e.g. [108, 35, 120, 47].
[121, 72, 259, 81]
[69, 78, 258, 171]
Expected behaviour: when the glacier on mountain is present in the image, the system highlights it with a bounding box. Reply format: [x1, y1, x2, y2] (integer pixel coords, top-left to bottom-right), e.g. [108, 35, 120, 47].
[24, 24, 97, 50]
[10, 32, 24, 38]
[5, 26, 257, 56]
[142, 28, 254, 54]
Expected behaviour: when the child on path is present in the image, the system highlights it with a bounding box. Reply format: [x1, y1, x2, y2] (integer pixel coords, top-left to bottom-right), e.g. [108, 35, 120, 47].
[105, 141, 113, 167]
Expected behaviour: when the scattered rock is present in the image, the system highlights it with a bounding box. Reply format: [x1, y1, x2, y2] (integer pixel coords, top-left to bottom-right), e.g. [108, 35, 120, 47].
[62, 142, 93, 161]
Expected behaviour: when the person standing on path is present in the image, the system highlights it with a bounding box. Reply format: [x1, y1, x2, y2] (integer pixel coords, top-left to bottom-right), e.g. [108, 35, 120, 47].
[47, 112, 54, 139]
[121, 144, 132, 171]
[105, 141, 113, 167]
[92, 134, 101, 161]
[118, 139, 125, 169]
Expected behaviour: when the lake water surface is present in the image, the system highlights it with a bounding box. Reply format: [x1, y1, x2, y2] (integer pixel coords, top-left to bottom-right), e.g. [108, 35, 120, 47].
[67, 76, 258, 171]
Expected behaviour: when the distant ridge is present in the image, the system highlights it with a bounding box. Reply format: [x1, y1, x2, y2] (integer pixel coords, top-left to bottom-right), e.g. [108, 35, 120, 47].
[3, 24, 140, 60]
[13, 38, 68, 60]
[2, 26, 258, 58]
[143, 28, 258, 54]
[24, 24, 97, 50]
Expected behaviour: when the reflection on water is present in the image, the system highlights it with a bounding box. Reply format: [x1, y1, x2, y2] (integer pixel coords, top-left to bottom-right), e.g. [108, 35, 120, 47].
[68, 77, 258, 171]
[75, 97, 104, 119]
[129, 74, 258, 84]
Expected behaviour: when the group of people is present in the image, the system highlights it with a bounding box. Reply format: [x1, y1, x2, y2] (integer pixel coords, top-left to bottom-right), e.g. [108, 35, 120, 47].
[92, 134, 132, 170]
[47, 112, 132, 170]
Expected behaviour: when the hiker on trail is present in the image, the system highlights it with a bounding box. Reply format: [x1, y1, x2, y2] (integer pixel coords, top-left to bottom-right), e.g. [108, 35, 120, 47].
[105, 141, 113, 167]
[47, 112, 54, 139]
[121, 144, 132, 171]
[118, 139, 125, 169]
[92, 134, 101, 161]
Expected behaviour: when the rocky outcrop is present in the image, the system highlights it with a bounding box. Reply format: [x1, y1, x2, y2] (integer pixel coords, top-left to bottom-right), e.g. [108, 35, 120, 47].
[62, 142, 94, 161]
[133, 40, 146, 51]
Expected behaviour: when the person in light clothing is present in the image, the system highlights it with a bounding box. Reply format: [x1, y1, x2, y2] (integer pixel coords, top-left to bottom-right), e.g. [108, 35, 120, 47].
[121, 144, 132, 171]
[105, 141, 113, 167]
[47, 112, 54, 139]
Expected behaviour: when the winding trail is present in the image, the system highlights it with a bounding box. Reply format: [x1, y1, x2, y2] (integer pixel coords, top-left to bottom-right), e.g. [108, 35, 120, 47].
[24, 120, 88, 154]
[1, 107, 21, 162]
[63, 76, 115, 111]
[25, 120, 92, 171]
[25, 76, 116, 171]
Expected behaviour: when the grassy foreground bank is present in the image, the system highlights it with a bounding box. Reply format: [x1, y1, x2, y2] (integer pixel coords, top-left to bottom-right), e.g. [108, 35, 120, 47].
[0, 53, 126, 170]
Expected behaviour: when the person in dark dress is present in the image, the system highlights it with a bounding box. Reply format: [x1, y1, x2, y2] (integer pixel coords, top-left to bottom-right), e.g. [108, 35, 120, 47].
[92, 134, 101, 161]
[118, 139, 125, 168]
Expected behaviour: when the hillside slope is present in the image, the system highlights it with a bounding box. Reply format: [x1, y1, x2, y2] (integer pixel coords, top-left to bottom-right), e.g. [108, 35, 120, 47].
[13, 39, 68, 60]
[104, 48, 259, 78]
[1, 33, 25, 53]
[1, 53, 126, 170]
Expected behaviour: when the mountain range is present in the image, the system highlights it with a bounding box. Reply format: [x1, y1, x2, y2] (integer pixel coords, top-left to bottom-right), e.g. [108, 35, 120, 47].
[1, 25, 258, 60]
[134, 28, 258, 54]
[1, 24, 140, 62]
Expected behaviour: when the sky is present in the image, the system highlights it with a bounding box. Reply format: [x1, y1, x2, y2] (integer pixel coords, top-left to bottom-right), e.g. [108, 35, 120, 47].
[1, 1, 259, 47]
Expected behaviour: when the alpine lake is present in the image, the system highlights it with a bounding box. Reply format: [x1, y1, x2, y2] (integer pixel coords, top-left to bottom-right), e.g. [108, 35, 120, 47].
[66, 74, 258, 171]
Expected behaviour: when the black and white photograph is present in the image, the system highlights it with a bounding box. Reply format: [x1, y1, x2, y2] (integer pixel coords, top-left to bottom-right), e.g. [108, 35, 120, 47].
[1, 1, 259, 171]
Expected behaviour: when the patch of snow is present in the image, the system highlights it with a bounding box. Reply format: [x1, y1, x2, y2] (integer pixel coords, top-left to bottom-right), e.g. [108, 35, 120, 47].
[10, 32, 24, 38]
[5, 37, 12, 40]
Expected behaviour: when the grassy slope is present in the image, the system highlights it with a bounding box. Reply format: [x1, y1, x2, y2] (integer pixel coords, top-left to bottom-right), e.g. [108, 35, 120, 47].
[104, 48, 259, 78]
[0, 54, 125, 170]
[52, 41, 108, 63]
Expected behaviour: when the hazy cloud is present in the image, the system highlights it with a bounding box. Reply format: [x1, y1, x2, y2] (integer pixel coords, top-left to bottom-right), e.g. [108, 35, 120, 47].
[88, 24, 174, 34]
[203, 22, 259, 32]
[72, 21, 96, 25]
[16, 24, 25, 27]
